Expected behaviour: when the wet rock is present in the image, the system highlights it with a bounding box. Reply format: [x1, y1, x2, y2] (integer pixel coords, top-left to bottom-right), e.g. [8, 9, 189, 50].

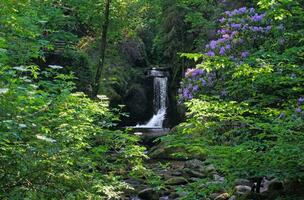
[235, 185, 252, 196]
[260, 178, 284, 199]
[214, 193, 229, 200]
[138, 188, 159, 200]
[165, 177, 188, 185]
[124, 84, 148, 121]
[234, 179, 251, 187]
[228, 195, 236, 200]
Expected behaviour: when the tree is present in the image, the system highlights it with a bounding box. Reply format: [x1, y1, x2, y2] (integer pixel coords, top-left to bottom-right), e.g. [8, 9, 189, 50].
[93, 0, 112, 97]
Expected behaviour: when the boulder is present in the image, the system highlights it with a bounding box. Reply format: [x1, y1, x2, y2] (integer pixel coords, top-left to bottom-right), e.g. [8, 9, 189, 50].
[260, 178, 284, 199]
[165, 177, 188, 185]
[149, 142, 185, 160]
[213, 174, 225, 183]
[235, 185, 252, 196]
[124, 84, 148, 121]
[214, 193, 230, 200]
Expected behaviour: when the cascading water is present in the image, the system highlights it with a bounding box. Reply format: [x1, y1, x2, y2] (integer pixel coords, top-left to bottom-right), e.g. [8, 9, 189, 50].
[136, 70, 168, 128]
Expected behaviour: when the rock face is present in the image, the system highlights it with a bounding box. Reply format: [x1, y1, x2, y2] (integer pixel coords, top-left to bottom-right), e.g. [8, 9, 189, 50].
[124, 84, 150, 122]
[121, 37, 148, 67]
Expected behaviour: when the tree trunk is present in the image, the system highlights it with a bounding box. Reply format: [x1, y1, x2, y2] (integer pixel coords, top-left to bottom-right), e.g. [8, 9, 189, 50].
[93, 0, 111, 97]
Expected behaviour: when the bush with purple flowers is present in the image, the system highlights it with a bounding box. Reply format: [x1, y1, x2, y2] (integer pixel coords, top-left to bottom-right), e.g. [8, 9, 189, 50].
[171, 1, 304, 198]
[205, 7, 272, 60]
[178, 68, 216, 102]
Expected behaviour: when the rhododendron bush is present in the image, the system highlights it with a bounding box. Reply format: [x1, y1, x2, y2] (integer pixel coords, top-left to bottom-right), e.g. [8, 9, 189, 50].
[169, 1, 304, 196]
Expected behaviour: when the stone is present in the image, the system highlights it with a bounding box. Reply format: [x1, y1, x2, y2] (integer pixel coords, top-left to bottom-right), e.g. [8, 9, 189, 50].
[228, 195, 236, 200]
[159, 196, 169, 200]
[214, 193, 230, 200]
[234, 179, 251, 187]
[165, 177, 188, 185]
[213, 174, 225, 183]
[205, 164, 216, 173]
[260, 178, 284, 199]
[183, 168, 206, 178]
[209, 193, 222, 199]
[124, 84, 148, 121]
[185, 159, 204, 169]
[235, 185, 252, 195]
[138, 188, 159, 200]
[172, 171, 182, 176]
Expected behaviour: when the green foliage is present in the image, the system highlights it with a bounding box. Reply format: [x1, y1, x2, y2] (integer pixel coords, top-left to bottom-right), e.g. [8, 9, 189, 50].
[162, 1, 304, 197]
[0, 67, 146, 199]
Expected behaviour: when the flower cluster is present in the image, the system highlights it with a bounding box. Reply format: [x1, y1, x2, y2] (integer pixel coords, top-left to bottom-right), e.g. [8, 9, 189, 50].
[178, 68, 216, 103]
[205, 7, 272, 60]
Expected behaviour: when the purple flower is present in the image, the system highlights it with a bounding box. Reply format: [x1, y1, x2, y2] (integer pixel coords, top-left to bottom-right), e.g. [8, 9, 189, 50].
[193, 85, 199, 92]
[192, 69, 204, 77]
[238, 7, 247, 14]
[225, 11, 232, 17]
[296, 107, 302, 113]
[222, 34, 230, 39]
[249, 8, 255, 13]
[183, 88, 190, 97]
[242, 24, 249, 30]
[298, 97, 304, 105]
[219, 18, 226, 23]
[185, 68, 195, 77]
[265, 25, 272, 32]
[251, 13, 265, 22]
[200, 78, 207, 86]
[241, 51, 249, 58]
[210, 40, 217, 49]
[231, 23, 242, 29]
[231, 31, 239, 36]
[207, 51, 215, 57]
[218, 29, 228, 34]
[219, 47, 226, 55]
[225, 44, 231, 49]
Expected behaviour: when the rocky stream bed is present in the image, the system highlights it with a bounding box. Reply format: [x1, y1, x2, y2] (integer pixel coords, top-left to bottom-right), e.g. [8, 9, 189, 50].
[120, 134, 300, 200]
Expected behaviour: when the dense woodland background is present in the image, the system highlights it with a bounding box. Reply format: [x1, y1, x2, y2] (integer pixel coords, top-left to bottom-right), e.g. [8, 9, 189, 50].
[0, 0, 304, 199]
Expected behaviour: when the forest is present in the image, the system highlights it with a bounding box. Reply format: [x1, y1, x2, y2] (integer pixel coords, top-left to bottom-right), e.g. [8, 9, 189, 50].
[0, 0, 303, 199]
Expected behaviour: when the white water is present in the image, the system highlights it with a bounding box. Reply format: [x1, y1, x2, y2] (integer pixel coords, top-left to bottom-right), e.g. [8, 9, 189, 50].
[136, 76, 168, 128]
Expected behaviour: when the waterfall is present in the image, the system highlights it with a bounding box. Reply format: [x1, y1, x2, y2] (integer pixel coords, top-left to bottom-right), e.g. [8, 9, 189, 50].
[136, 73, 168, 128]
